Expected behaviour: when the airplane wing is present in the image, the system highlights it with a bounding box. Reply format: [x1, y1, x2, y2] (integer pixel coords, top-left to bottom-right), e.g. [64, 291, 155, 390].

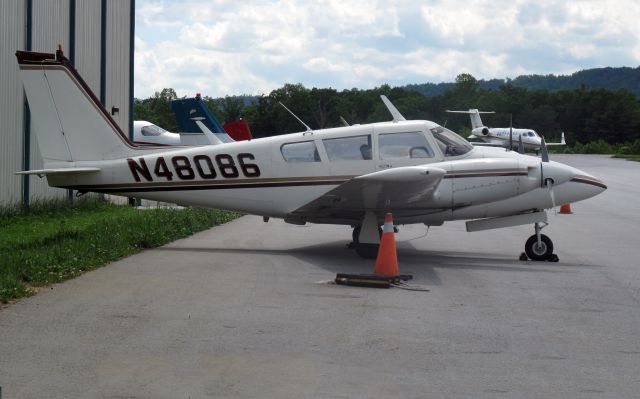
[468, 142, 505, 147]
[286, 165, 446, 223]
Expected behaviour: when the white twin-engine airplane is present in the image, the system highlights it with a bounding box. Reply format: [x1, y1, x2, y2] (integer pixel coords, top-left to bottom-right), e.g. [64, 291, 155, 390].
[16, 49, 606, 261]
[447, 109, 566, 152]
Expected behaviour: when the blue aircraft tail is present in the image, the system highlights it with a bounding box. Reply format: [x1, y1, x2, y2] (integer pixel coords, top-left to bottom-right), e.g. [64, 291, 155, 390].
[171, 95, 234, 143]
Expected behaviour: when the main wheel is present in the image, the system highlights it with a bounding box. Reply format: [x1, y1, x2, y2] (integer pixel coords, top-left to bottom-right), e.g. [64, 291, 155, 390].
[525, 234, 554, 261]
[351, 225, 383, 258]
[354, 243, 379, 259]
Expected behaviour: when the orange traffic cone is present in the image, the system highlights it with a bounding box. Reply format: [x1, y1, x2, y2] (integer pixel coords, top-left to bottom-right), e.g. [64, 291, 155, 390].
[559, 203, 573, 214]
[374, 213, 400, 277]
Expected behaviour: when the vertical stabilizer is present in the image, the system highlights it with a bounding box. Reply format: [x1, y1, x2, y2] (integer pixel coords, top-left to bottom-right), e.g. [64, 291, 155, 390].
[16, 50, 136, 163]
[171, 95, 236, 142]
[468, 109, 483, 129]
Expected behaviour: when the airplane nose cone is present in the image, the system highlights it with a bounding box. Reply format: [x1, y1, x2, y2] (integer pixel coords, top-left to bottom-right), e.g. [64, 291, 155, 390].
[570, 172, 607, 197]
[551, 165, 607, 204]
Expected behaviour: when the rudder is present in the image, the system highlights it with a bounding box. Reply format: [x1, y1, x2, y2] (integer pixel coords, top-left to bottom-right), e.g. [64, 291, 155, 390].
[16, 49, 135, 164]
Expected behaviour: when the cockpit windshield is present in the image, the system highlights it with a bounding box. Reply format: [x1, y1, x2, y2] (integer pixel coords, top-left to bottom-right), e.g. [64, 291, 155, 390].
[430, 126, 473, 156]
[141, 124, 168, 137]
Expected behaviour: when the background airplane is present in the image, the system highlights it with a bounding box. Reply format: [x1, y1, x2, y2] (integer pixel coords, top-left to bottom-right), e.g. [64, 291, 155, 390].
[132, 120, 180, 145]
[447, 109, 565, 152]
[133, 95, 253, 146]
[16, 49, 605, 261]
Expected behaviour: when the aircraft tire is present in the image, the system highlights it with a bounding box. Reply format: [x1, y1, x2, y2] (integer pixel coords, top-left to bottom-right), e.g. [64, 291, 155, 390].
[352, 225, 383, 243]
[525, 234, 554, 261]
[354, 243, 379, 259]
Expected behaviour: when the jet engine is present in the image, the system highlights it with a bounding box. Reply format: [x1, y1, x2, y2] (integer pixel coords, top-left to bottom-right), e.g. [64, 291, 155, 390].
[471, 127, 489, 136]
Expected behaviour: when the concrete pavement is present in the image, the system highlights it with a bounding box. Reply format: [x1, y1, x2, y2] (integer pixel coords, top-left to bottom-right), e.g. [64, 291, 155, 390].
[0, 155, 639, 398]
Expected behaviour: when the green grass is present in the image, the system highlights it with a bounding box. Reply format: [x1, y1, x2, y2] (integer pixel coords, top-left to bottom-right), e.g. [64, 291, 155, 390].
[0, 197, 238, 304]
[613, 154, 640, 162]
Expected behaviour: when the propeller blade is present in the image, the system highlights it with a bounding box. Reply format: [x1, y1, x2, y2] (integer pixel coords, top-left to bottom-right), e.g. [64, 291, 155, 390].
[540, 135, 549, 162]
[518, 133, 524, 154]
[548, 181, 556, 209]
[508, 114, 513, 151]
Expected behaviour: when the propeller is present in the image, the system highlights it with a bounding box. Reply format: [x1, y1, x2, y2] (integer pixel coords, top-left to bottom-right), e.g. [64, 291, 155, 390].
[540, 135, 555, 210]
[546, 177, 557, 209]
[508, 114, 513, 151]
[518, 133, 524, 154]
[540, 135, 549, 162]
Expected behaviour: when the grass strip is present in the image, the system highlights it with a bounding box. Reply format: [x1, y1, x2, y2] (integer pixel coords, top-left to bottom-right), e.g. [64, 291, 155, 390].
[613, 154, 640, 162]
[0, 197, 238, 303]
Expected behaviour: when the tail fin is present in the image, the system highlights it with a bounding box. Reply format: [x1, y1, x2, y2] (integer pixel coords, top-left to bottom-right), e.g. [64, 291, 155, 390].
[467, 109, 483, 129]
[171, 96, 236, 142]
[16, 49, 136, 163]
[223, 119, 253, 141]
[446, 109, 494, 129]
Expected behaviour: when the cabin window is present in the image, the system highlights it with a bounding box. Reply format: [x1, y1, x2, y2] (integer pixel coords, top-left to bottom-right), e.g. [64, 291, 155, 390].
[323, 135, 372, 161]
[378, 131, 434, 159]
[281, 141, 321, 162]
[141, 125, 167, 137]
[431, 126, 473, 156]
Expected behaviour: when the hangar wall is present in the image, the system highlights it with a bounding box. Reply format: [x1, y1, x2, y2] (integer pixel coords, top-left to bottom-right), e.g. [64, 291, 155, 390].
[0, 0, 134, 206]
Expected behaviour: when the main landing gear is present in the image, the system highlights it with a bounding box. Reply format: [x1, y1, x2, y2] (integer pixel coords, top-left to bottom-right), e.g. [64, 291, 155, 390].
[523, 222, 558, 262]
[350, 212, 382, 259]
[351, 225, 381, 258]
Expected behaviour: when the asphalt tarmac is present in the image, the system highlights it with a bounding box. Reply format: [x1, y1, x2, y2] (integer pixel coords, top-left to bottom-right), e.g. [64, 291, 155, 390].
[1, 155, 638, 398]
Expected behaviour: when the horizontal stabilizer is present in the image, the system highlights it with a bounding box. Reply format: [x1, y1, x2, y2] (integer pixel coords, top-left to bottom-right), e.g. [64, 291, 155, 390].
[546, 132, 566, 146]
[446, 110, 495, 114]
[16, 167, 100, 176]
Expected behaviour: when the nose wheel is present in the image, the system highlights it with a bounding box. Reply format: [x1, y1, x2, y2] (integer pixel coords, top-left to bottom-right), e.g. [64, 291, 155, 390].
[523, 222, 558, 261]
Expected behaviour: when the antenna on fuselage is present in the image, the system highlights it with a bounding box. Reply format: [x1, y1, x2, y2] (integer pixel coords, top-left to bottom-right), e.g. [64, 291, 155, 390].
[278, 101, 312, 132]
[380, 95, 406, 122]
[339, 116, 350, 127]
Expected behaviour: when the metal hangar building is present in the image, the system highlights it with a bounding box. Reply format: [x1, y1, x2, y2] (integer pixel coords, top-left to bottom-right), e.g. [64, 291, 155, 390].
[0, 0, 135, 206]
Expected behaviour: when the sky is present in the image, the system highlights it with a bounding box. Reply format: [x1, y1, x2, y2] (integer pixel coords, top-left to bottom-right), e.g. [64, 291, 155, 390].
[134, 0, 640, 99]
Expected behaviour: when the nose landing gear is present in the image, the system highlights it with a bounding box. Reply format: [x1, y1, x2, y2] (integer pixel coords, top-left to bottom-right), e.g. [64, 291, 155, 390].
[523, 222, 559, 262]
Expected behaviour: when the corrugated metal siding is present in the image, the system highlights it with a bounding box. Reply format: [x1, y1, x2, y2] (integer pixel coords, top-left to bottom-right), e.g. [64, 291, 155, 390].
[29, 0, 70, 201]
[0, 0, 25, 205]
[106, 1, 131, 133]
[0, 0, 133, 206]
[74, 0, 101, 95]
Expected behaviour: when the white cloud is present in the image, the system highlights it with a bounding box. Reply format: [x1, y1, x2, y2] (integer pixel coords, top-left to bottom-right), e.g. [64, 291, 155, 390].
[134, 0, 640, 98]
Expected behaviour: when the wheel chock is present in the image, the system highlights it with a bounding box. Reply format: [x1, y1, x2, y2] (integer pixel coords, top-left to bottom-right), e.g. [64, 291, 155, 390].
[519, 252, 528, 261]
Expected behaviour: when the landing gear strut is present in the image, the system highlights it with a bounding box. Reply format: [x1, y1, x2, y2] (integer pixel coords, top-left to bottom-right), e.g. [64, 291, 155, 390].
[524, 222, 556, 261]
[351, 212, 382, 259]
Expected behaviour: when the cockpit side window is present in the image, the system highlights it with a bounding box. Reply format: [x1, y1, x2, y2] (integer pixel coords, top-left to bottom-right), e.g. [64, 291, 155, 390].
[141, 125, 167, 136]
[431, 126, 473, 157]
[281, 141, 321, 162]
[378, 131, 434, 159]
[323, 135, 372, 161]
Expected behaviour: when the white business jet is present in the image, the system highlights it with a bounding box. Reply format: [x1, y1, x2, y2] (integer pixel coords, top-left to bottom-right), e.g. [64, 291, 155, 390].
[16, 49, 606, 261]
[133, 121, 181, 145]
[447, 109, 565, 152]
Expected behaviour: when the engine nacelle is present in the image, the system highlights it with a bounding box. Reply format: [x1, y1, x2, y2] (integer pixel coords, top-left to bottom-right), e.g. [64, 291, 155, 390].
[472, 126, 489, 136]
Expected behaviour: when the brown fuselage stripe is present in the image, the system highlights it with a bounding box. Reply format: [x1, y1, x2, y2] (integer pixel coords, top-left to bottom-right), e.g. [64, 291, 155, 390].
[65, 179, 350, 193]
[570, 176, 607, 190]
[60, 169, 531, 193]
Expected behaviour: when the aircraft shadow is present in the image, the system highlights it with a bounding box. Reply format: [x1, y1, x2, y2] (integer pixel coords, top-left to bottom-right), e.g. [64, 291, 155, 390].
[156, 240, 583, 286]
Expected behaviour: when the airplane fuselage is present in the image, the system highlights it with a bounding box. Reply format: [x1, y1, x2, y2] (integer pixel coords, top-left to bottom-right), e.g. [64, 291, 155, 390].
[46, 120, 603, 226]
